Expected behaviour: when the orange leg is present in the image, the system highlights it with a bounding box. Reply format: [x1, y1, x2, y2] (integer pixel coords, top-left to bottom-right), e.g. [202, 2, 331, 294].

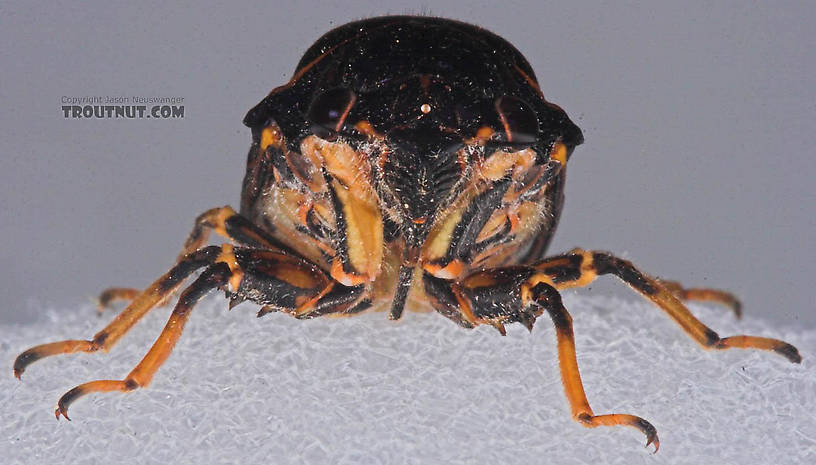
[56, 263, 231, 419]
[534, 249, 800, 363]
[97, 206, 293, 310]
[96, 288, 141, 312]
[177, 206, 238, 260]
[425, 253, 803, 451]
[423, 270, 659, 450]
[656, 279, 742, 318]
[13, 246, 221, 379]
[52, 246, 368, 418]
[177, 205, 297, 261]
[533, 284, 659, 451]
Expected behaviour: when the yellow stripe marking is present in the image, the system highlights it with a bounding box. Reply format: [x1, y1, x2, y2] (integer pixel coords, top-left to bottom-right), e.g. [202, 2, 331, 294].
[550, 142, 568, 165]
[261, 125, 283, 151]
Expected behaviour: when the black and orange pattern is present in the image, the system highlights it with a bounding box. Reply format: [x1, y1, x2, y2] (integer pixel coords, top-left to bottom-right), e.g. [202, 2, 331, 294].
[14, 16, 800, 451]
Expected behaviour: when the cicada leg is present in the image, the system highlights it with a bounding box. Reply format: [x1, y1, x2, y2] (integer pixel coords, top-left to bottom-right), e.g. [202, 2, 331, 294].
[655, 278, 742, 318]
[97, 205, 295, 310]
[17, 244, 368, 419]
[97, 288, 141, 312]
[422, 268, 660, 451]
[421, 252, 801, 451]
[56, 262, 231, 419]
[533, 249, 800, 362]
[14, 246, 222, 379]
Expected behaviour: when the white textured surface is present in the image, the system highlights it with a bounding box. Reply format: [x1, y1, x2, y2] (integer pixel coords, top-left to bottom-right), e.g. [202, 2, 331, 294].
[3, 294, 814, 464]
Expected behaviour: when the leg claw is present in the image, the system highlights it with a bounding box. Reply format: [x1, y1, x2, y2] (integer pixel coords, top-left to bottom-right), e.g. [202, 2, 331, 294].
[55, 404, 71, 421]
[775, 343, 802, 364]
[54, 385, 86, 421]
[13, 350, 40, 380]
[645, 432, 660, 453]
[636, 418, 660, 453]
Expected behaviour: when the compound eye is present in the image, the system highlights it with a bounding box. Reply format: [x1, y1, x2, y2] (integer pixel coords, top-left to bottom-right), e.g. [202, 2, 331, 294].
[307, 87, 356, 140]
[494, 95, 539, 145]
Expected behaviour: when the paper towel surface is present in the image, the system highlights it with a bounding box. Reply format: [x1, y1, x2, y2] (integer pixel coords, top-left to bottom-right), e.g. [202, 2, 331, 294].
[4, 293, 814, 464]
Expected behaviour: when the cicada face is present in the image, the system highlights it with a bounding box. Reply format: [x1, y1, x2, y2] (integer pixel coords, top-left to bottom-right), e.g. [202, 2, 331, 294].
[240, 16, 584, 317]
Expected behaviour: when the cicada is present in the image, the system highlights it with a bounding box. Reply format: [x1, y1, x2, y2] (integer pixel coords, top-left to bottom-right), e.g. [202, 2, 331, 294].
[14, 16, 801, 452]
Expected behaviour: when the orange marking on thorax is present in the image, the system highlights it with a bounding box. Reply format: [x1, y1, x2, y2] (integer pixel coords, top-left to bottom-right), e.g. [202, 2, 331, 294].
[507, 210, 521, 233]
[355, 120, 383, 138]
[260, 125, 283, 151]
[212, 206, 236, 238]
[275, 261, 325, 289]
[513, 64, 545, 99]
[550, 142, 568, 165]
[304, 137, 384, 280]
[305, 136, 371, 191]
[476, 126, 495, 140]
[294, 282, 335, 318]
[334, 93, 357, 131]
[462, 272, 498, 289]
[451, 285, 478, 325]
[464, 126, 495, 147]
[476, 211, 509, 243]
[297, 201, 313, 227]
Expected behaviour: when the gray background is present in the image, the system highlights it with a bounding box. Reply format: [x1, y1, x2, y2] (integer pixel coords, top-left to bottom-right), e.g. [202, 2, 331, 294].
[1, 0, 814, 327]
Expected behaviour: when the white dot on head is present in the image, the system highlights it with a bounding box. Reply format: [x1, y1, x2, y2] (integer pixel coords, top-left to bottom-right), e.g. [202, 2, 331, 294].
[420, 103, 431, 114]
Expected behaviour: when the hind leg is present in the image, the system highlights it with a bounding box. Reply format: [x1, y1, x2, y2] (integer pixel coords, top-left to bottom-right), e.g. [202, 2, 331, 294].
[534, 249, 800, 362]
[56, 262, 232, 419]
[19, 244, 368, 418]
[14, 246, 222, 378]
[655, 278, 742, 318]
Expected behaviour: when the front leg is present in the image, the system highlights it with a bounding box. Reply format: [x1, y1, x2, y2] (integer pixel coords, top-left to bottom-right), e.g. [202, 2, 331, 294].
[230, 247, 368, 319]
[14, 246, 224, 378]
[422, 268, 660, 450]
